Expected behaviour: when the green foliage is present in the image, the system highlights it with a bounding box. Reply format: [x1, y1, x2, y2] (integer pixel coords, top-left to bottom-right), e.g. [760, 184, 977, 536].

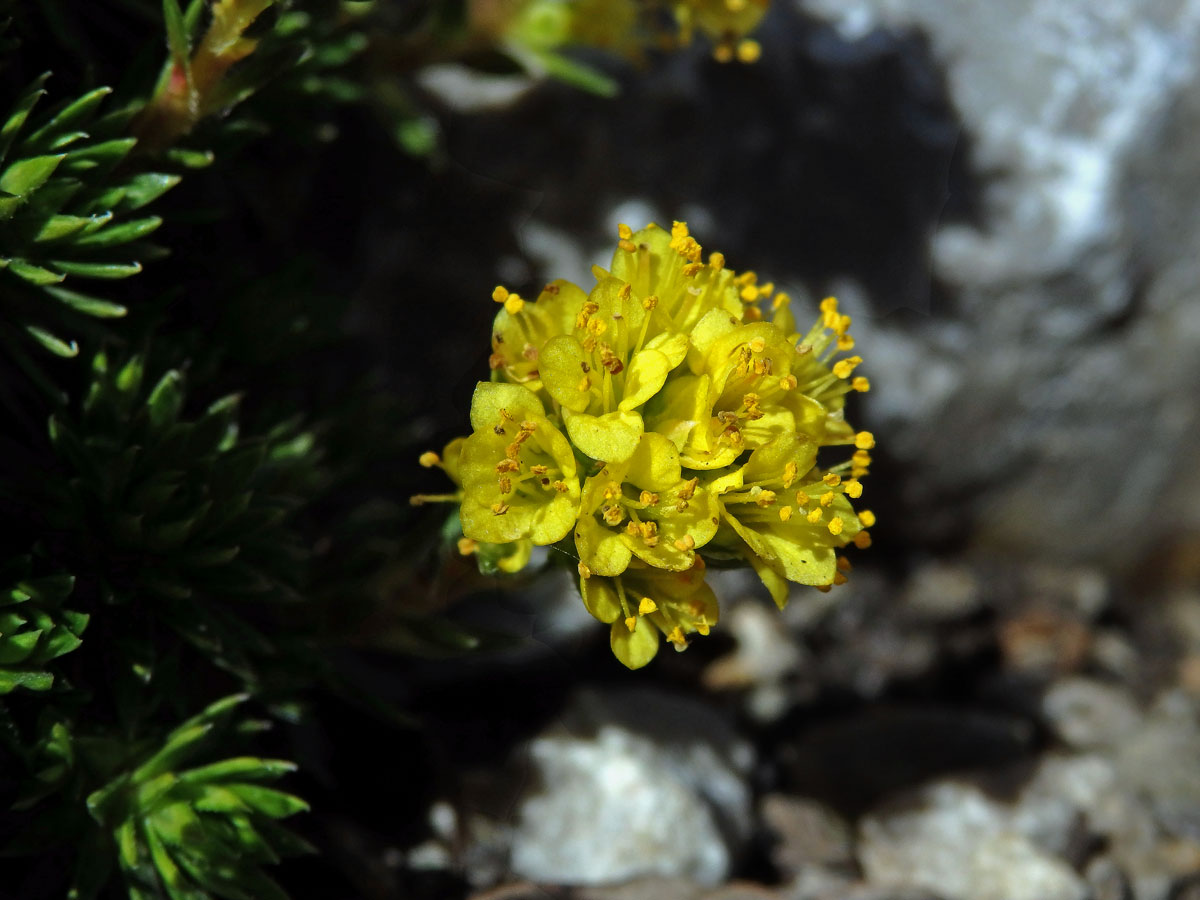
[0, 559, 86, 694]
[0, 75, 177, 360]
[84, 695, 310, 900]
[40, 351, 321, 686]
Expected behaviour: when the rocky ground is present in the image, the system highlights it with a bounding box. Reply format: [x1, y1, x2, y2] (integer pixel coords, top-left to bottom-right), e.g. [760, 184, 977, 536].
[360, 1, 1200, 898]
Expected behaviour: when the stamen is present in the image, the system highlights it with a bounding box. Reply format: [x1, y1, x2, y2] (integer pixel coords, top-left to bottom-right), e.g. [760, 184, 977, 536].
[638, 597, 657, 615]
[419, 451, 440, 468]
[859, 510, 876, 527]
[491, 502, 509, 516]
[855, 431, 876, 450]
[779, 506, 793, 522]
[457, 538, 478, 556]
[827, 517, 844, 535]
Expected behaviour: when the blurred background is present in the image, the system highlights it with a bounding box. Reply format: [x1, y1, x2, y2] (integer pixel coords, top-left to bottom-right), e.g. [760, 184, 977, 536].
[389, 2, 1200, 899]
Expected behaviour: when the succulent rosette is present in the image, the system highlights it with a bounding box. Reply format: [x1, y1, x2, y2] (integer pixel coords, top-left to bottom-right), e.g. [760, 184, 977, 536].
[417, 222, 876, 668]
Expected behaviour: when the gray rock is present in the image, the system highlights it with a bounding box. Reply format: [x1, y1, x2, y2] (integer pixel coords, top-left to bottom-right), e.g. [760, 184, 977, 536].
[761, 795, 855, 876]
[800, 0, 1200, 570]
[859, 781, 1088, 900]
[507, 690, 754, 887]
[1042, 677, 1143, 750]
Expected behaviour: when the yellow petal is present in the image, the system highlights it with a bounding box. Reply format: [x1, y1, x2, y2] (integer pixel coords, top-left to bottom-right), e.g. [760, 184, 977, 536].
[619, 347, 672, 410]
[579, 574, 621, 624]
[644, 330, 690, 368]
[540, 335, 594, 413]
[611, 615, 660, 669]
[748, 553, 790, 609]
[529, 492, 580, 545]
[626, 433, 681, 491]
[460, 496, 533, 544]
[562, 407, 643, 462]
[643, 373, 709, 452]
[574, 513, 633, 576]
[469, 381, 545, 432]
[687, 307, 738, 374]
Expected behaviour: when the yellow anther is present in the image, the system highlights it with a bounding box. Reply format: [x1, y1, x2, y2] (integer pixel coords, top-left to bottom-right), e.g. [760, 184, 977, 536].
[603, 481, 623, 500]
[491, 502, 509, 516]
[833, 571, 848, 585]
[740, 285, 759, 302]
[498, 476, 512, 494]
[755, 490, 777, 508]
[678, 478, 698, 501]
[852, 467, 870, 478]
[820, 492, 835, 508]
[759, 282, 775, 298]
[783, 461, 799, 488]
[578, 562, 592, 579]
[749, 337, 766, 353]
[492, 285, 509, 303]
[832, 356, 863, 379]
[671, 221, 688, 241]
[744, 306, 763, 321]
[625, 616, 637, 632]
[682, 262, 704, 277]
[457, 537, 478, 556]
[578, 375, 592, 392]
[795, 491, 809, 507]
[696, 620, 711, 636]
[639, 521, 659, 546]
[602, 505, 625, 526]
[852, 376, 871, 392]
[836, 314, 852, 335]
[820, 296, 839, 314]
[419, 451, 440, 468]
[859, 509, 877, 527]
[587, 317, 607, 337]
[852, 450, 873, 467]
[828, 517, 844, 535]
[837, 335, 856, 351]
[667, 626, 687, 647]
[807, 508, 823, 524]
[709, 252, 725, 271]
[618, 223, 633, 240]
[855, 431, 876, 450]
[500, 408, 515, 420]
[836, 555, 852, 572]
[673, 534, 696, 551]
[488, 353, 506, 370]
[735, 39, 762, 63]
[844, 480, 863, 499]
[642, 294, 659, 310]
[779, 506, 793, 522]
[639, 491, 660, 506]
[504, 294, 524, 315]
[638, 597, 657, 616]
[618, 283, 632, 300]
[823, 473, 841, 486]
[778, 374, 798, 391]
[495, 459, 520, 474]
[618, 239, 637, 253]
[553, 481, 570, 493]
[854, 531, 872, 549]
[505, 442, 521, 460]
[530, 464, 548, 475]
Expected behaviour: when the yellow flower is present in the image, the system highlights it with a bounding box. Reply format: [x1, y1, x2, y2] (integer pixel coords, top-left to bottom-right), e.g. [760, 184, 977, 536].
[573, 432, 719, 576]
[419, 220, 875, 669]
[708, 433, 863, 606]
[674, 0, 769, 63]
[458, 383, 581, 545]
[579, 558, 719, 669]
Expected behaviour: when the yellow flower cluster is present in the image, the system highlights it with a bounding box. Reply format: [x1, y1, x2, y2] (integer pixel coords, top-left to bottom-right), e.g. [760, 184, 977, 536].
[418, 222, 875, 668]
[490, 0, 769, 66]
